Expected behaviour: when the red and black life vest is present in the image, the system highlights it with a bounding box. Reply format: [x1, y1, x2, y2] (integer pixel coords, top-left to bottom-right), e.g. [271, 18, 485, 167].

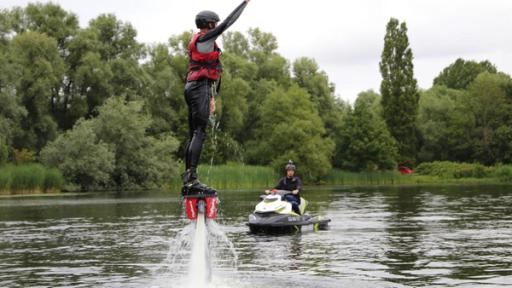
[186, 32, 222, 81]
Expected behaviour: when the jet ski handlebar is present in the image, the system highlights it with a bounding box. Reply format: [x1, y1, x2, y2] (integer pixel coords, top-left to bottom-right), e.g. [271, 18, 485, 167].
[264, 189, 292, 196]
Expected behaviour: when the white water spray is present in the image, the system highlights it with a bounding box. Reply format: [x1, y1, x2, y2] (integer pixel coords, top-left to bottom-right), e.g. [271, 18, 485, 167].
[187, 201, 209, 288]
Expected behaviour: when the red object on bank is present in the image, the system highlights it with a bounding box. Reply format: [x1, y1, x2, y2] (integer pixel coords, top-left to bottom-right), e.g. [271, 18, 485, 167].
[399, 166, 414, 174]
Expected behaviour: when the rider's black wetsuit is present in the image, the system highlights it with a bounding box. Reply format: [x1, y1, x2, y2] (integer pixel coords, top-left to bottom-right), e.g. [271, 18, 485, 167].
[274, 176, 303, 215]
[184, 1, 248, 184]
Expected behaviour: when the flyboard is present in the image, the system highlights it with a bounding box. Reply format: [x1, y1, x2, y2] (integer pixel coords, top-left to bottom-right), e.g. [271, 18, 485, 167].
[182, 187, 218, 285]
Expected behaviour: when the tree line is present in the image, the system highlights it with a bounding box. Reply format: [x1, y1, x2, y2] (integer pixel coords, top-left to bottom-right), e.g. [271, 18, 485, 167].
[0, 3, 511, 190]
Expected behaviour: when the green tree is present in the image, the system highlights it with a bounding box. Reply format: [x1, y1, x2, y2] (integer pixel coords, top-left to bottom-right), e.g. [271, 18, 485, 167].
[335, 92, 398, 171]
[222, 31, 250, 59]
[380, 18, 419, 162]
[88, 14, 143, 61]
[217, 73, 250, 138]
[168, 31, 193, 83]
[239, 78, 279, 144]
[40, 120, 115, 191]
[42, 97, 180, 190]
[0, 9, 8, 35]
[416, 86, 469, 162]
[354, 90, 382, 116]
[200, 131, 245, 165]
[92, 97, 179, 189]
[418, 74, 512, 164]
[199, 73, 250, 164]
[2, 3, 78, 48]
[143, 43, 186, 137]
[246, 84, 334, 182]
[57, 14, 148, 129]
[88, 14, 149, 100]
[0, 136, 7, 164]
[0, 89, 27, 156]
[10, 31, 65, 150]
[21, 3, 79, 53]
[433, 58, 497, 90]
[221, 52, 258, 83]
[293, 57, 342, 135]
[0, 30, 27, 154]
[466, 72, 512, 164]
[247, 28, 290, 86]
[58, 29, 113, 128]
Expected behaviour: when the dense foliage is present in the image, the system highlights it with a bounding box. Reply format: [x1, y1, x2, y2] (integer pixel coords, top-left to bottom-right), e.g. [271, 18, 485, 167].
[335, 91, 398, 171]
[1, 3, 511, 190]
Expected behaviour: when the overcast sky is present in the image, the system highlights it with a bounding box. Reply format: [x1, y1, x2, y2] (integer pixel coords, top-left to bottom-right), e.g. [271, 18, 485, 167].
[2, 0, 511, 103]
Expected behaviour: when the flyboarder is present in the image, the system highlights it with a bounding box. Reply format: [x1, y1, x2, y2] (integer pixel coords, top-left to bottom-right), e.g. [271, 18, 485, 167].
[182, 0, 251, 196]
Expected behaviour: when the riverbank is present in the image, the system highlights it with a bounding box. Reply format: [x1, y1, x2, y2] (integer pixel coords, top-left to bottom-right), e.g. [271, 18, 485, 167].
[2, 162, 511, 196]
[168, 163, 512, 191]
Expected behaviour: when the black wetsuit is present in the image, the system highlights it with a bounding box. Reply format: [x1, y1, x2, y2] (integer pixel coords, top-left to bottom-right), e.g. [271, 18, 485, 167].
[184, 1, 248, 174]
[274, 176, 303, 215]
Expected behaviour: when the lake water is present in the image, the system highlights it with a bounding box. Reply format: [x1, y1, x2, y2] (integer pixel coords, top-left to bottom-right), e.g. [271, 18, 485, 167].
[1, 185, 511, 287]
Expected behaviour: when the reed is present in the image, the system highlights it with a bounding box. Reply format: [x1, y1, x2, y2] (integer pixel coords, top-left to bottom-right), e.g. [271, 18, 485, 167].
[10, 164, 45, 190]
[169, 163, 510, 192]
[170, 164, 278, 190]
[171, 165, 422, 190]
[492, 165, 512, 182]
[324, 169, 501, 186]
[0, 164, 64, 195]
[44, 168, 65, 190]
[324, 169, 416, 185]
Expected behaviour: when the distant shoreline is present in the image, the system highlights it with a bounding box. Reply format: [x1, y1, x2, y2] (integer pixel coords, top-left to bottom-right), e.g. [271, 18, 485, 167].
[2, 162, 511, 197]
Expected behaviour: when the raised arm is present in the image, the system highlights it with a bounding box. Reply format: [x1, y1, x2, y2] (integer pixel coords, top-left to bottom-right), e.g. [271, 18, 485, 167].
[198, 1, 249, 43]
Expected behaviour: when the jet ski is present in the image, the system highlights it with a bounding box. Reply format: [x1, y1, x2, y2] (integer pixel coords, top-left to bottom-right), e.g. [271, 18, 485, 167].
[247, 190, 330, 233]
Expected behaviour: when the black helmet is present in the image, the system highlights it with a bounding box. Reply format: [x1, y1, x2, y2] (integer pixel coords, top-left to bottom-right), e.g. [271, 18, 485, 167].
[195, 10, 220, 28]
[285, 160, 296, 171]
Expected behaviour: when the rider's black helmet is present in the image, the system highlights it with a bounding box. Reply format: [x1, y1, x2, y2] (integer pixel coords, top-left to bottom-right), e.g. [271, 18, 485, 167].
[195, 10, 220, 28]
[285, 160, 296, 171]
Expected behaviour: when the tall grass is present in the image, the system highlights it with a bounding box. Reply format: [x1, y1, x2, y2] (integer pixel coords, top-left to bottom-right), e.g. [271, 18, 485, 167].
[0, 164, 64, 195]
[415, 161, 491, 178]
[490, 165, 512, 182]
[169, 162, 512, 192]
[324, 169, 420, 185]
[170, 164, 421, 190]
[170, 164, 278, 190]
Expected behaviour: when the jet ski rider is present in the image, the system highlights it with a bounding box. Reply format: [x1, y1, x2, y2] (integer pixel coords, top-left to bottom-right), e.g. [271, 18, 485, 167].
[266, 160, 303, 215]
